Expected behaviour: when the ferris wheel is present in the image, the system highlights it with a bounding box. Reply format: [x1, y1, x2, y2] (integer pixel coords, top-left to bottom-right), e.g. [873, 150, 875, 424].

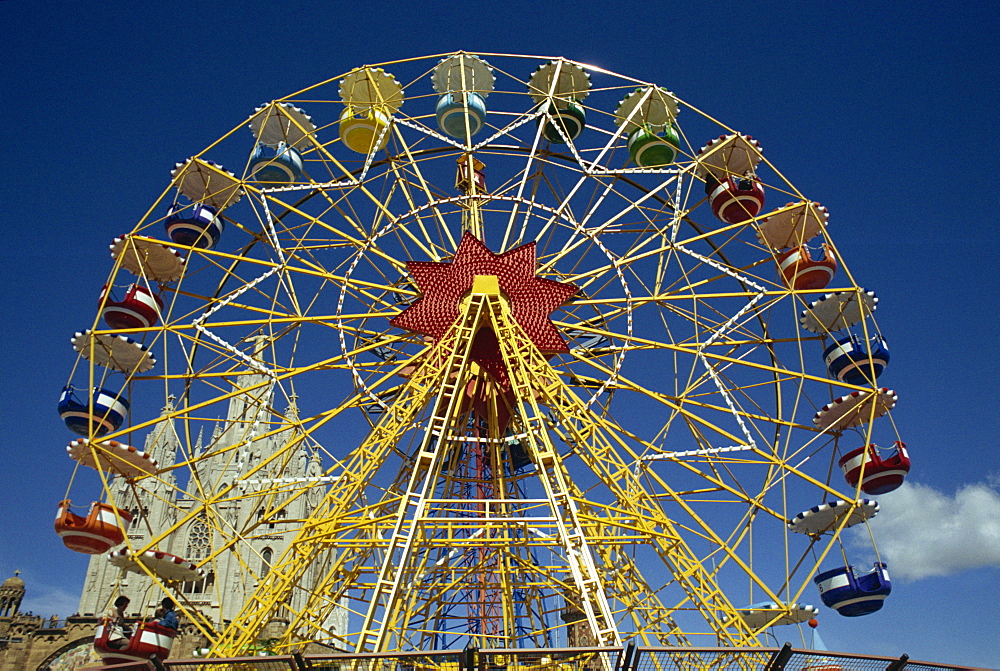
[55, 52, 909, 660]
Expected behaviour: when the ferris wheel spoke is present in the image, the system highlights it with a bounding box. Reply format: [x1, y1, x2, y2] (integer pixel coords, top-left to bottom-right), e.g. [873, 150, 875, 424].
[388, 129, 459, 247]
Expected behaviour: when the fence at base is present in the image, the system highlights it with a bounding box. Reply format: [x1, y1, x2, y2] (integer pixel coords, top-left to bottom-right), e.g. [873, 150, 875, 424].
[84, 645, 985, 671]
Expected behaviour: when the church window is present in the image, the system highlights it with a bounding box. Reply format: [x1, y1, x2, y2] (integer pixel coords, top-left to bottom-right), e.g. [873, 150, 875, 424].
[261, 547, 273, 578]
[186, 516, 211, 561]
[268, 509, 287, 529]
[180, 516, 212, 594]
[182, 570, 215, 595]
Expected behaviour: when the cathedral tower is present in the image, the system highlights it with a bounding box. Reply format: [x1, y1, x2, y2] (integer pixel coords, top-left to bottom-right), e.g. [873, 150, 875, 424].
[77, 366, 330, 629]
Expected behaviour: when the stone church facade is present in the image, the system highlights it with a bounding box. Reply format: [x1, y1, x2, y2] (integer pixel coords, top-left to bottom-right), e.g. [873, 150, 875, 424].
[78, 367, 335, 628]
[1, 365, 344, 669]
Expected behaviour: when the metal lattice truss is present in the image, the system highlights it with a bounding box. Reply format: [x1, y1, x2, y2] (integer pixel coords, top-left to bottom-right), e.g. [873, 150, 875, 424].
[216, 286, 773, 655]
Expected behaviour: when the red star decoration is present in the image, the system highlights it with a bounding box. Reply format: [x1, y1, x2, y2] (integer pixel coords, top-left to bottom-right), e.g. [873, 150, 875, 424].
[391, 232, 578, 391]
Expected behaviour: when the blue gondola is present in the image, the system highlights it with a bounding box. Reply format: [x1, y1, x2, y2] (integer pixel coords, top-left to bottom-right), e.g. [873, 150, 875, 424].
[814, 562, 891, 616]
[823, 333, 890, 385]
[249, 141, 304, 184]
[165, 203, 223, 250]
[58, 385, 129, 437]
[436, 92, 487, 139]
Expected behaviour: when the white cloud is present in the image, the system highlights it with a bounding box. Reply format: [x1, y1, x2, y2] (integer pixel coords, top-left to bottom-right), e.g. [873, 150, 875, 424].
[850, 481, 1000, 581]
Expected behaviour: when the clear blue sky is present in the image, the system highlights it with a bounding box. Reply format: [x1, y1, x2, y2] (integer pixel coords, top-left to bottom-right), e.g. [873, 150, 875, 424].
[1, 1, 997, 667]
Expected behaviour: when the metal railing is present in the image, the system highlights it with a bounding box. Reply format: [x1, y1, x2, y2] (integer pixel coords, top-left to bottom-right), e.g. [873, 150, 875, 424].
[82, 646, 986, 671]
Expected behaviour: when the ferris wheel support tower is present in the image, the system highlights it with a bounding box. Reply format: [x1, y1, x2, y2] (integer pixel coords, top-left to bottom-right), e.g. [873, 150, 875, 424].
[215, 274, 763, 655]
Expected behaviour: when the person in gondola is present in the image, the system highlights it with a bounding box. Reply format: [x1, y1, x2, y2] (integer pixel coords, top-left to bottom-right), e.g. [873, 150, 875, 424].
[738, 169, 756, 191]
[704, 172, 720, 196]
[155, 597, 178, 630]
[105, 595, 132, 649]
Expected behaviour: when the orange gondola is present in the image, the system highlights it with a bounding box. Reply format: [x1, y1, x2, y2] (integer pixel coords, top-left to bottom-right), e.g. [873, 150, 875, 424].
[776, 243, 838, 291]
[54, 500, 132, 554]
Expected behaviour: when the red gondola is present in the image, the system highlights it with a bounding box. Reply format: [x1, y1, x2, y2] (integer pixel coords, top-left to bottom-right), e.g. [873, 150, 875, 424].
[54, 500, 133, 554]
[100, 284, 164, 330]
[776, 244, 837, 291]
[839, 442, 911, 495]
[709, 175, 765, 224]
[93, 618, 177, 666]
[456, 156, 487, 195]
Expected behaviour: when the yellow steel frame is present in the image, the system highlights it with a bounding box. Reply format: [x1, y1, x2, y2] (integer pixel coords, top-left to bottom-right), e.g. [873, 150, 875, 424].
[212, 282, 773, 655]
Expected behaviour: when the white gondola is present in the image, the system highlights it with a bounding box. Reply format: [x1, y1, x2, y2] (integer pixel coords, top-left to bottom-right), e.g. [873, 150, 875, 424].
[71, 330, 155, 374]
[737, 601, 818, 628]
[788, 499, 879, 535]
[110, 235, 185, 283]
[171, 158, 243, 210]
[800, 290, 878, 334]
[814, 388, 897, 432]
[67, 439, 159, 478]
[108, 549, 204, 582]
[757, 200, 829, 249]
